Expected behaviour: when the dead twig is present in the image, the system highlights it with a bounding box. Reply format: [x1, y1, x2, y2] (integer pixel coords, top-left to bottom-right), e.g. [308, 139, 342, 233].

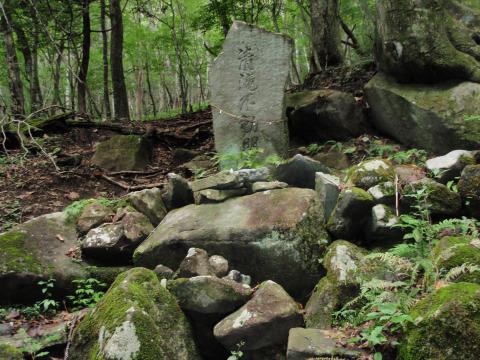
[101, 174, 165, 191]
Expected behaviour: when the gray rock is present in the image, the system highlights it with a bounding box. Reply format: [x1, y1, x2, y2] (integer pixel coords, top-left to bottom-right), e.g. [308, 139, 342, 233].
[176, 248, 214, 278]
[365, 74, 480, 152]
[213, 280, 303, 350]
[92, 135, 153, 171]
[236, 167, 271, 183]
[127, 187, 167, 226]
[366, 204, 403, 246]
[154, 264, 174, 279]
[81, 224, 129, 262]
[287, 328, 365, 360]
[224, 270, 251, 286]
[274, 154, 330, 189]
[395, 165, 426, 184]
[347, 159, 395, 189]
[426, 150, 474, 183]
[190, 171, 242, 193]
[0, 212, 85, 305]
[251, 181, 288, 193]
[326, 188, 374, 241]
[115, 207, 154, 244]
[77, 203, 114, 234]
[162, 173, 194, 211]
[313, 151, 350, 170]
[315, 172, 340, 223]
[458, 164, 480, 218]
[211, 21, 291, 168]
[134, 188, 330, 296]
[169, 276, 252, 314]
[368, 181, 396, 206]
[286, 89, 367, 142]
[208, 255, 229, 277]
[194, 188, 247, 204]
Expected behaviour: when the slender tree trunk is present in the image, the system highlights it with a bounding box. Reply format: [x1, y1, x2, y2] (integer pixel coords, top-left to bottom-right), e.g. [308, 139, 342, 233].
[110, 0, 130, 120]
[134, 66, 144, 120]
[77, 0, 91, 113]
[100, 0, 111, 120]
[145, 60, 157, 117]
[53, 40, 64, 106]
[31, 8, 43, 109]
[12, 25, 33, 112]
[309, 0, 342, 72]
[1, 15, 24, 116]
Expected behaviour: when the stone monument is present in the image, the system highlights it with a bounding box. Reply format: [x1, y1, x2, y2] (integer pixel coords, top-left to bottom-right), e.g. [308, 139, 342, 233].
[210, 21, 292, 167]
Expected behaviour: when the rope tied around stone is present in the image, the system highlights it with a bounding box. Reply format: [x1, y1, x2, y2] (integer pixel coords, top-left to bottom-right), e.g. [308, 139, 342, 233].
[210, 103, 286, 125]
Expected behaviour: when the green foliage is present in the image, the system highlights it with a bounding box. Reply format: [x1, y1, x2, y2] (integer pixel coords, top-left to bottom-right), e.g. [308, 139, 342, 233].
[18, 328, 62, 359]
[64, 197, 125, 223]
[464, 114, 480, 122]
[227, 341, 245, 360]
[67, 278, 107, 310]
[214, 148, 284, 170]
[35, 278, 59, 314]
[364, 141, 427, 165]
[306, 140, 356, 156]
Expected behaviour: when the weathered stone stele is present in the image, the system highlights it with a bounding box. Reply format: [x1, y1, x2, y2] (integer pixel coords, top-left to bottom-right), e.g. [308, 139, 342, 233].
[210, 21, 291, 167]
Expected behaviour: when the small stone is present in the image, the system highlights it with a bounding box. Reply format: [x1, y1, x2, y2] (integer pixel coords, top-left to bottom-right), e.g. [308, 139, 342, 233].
[458, 165, 480, 218]
[208, 255, 229, 277]
[116, 207, 153, 244]
[274, 154, 330, 189]
[176, 248, 213, 278]
[395, 165, 426, 183]
[315, 172, 340, 223]
[251, 181, 288, 193]
[190, 171, 242, 193]
[194, 188, 247, 204]
[213, 280, 303, 350]
[426, 150, 474, 183]
[236, 167, 271, 183]
[287, 328, 365, 360]
[367, 181, 396, 205]
[153, 264, 174, 279]
[223, 270, 251, 286]
[127, 187, 167, 226]
[313, 151, 350, 170]
[77, 203, 114, 234]
[81, 223, 128, 262]
[366, 204, 403, 246]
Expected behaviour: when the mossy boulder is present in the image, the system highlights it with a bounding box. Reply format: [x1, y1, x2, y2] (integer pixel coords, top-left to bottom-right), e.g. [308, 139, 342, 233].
[326, 188, 374, 241]
[92, 135, 153, 172]
[375, 0, 480, 83]
[0, 344, 23, 360]
[0, 212, 85, 305]
[399, 282, 480, 360]
[433, 236, 480, 283]
[69, 268, 201, 360]
[134, 188, 330, 297]
[458, 165, 480, 218]
[347, 159, 395, 190]
[365, 74, 480, 153]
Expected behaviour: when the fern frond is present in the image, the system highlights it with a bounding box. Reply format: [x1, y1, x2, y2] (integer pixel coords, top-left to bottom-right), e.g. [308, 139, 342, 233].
[444, 263, 480, 282]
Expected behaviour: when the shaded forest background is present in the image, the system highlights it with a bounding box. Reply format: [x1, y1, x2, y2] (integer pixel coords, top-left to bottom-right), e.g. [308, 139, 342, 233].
[0, 0, 375, 121]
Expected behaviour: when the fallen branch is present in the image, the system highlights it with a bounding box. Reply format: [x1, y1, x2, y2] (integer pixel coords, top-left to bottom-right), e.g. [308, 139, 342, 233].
[101, 174, 165, 191]
[107, 168, 162, 176]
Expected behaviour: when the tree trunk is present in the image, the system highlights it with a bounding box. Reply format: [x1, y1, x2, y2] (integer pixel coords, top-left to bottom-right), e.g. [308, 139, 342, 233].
[53, 40, 64, 106]
[1, 15, 24, 117]
[77, 0, 91, 113]
[31, 8, 43, 110]
[145, 60, 157, 117]
[110, 0, 130, 120]
[100, 0, 111, 120]
[134, 66, 144, 120]
[309, 0, 342, 72]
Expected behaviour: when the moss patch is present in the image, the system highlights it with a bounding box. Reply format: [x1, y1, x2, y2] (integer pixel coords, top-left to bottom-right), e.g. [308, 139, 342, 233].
[0, 230, 43, 274]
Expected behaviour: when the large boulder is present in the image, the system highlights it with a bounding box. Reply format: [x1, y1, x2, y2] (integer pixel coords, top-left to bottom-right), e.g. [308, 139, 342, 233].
[134, 188, 330, 296]
[365, 74, 480, 152]
[399, 282, 480, 360]
[69, 268, 201, 360]
[426, 150, 475, 184]
[286, 89, 366, 143]
[92, 135, 153, 172]
[0, 212, 85, 305]
[213, 280, 303, 351]
[127, 188, 167, 226]
[375, 0, 480, 83]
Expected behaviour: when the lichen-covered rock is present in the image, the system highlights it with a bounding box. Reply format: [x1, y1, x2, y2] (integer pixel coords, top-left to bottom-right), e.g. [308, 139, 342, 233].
[134, 188, 330, 296]
[127, 187, 167, 226]
[213, 280, 303, 350]
[224, 270, 251, 286]
[375, 0, 480, 83]
[287, 328, 365, 360]
[0, 212, 85, 305]
[326, 188, 374, 241]
[365, 204, 403, 246]
[116, 207, 154, 244]
[77, 203, 114, 234]
[168, 276, 252, 314]
[433, 236, 480, 283]
[347, 159, 395, 189]
[365, 74, 480, 152]
[286, 89, 366, 142]
[0, 343, 22, 360]
[367, 181, 395, 206]
[273, 154, 330, 189]
[69, 268, 201, 360]
[458, 165, 480, 218]
[208, 255, 229, 277]
[92, 135, 153, 172]
[399, 282, 480, 360]
[404, 178, 462, 216]
[162, 173, 194, 211]
[426, 150, 474, 183]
